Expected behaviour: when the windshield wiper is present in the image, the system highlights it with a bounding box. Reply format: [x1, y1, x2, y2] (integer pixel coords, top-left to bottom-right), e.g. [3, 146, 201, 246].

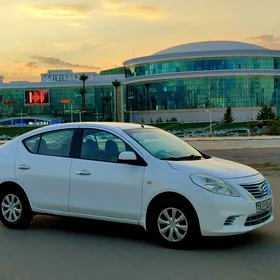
[160, 155, 202, 161]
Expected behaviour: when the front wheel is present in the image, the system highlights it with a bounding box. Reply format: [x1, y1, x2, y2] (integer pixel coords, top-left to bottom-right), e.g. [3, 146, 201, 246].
[147, 199, 200, 249]
[0, 187, 33, 229]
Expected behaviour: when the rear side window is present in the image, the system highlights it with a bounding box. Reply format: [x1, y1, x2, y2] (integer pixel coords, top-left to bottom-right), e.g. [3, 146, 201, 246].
[23, 129, 74, 157]
[23, 135, 41, 154]
[38, 129, 74, 157]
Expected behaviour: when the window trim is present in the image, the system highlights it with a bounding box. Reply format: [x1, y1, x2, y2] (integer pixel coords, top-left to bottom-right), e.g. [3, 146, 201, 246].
[22, 128, 79, 159]
[76, 128, 147, 166]
[22, 134, 42, 154]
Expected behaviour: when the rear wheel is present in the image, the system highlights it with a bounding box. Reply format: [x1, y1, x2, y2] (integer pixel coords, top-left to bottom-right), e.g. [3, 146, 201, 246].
[0, 186, 33, 229]
[147, 199, 200, 249]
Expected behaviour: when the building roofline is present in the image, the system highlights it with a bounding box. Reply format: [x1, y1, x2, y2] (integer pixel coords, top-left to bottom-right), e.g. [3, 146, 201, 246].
[0, 75, 125, 89]
[123, 49, 280, 67]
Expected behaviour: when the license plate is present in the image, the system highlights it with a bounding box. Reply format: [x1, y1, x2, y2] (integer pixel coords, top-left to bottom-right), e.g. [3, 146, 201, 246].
[256, 198, 272, 212]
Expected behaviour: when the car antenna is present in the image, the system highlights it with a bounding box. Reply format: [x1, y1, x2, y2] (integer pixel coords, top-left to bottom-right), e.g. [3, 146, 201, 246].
[132, 117, 145, 128]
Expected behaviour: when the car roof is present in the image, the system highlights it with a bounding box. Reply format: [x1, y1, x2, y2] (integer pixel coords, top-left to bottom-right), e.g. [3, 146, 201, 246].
[79, 122, 154, 130]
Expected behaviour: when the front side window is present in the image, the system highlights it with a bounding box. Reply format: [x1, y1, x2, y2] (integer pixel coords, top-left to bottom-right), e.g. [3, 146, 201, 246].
[124, 128, 206, 161]
[81, 129, 133, 162]
[38, 129, 74, 157]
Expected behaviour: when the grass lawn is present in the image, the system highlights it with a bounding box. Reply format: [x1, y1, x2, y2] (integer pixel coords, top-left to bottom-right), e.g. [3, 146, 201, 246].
[214, 121, 256, 130]
[0, 126, 43, 137]
[150, 121, 257, 131]
[150, 122, 212, 130]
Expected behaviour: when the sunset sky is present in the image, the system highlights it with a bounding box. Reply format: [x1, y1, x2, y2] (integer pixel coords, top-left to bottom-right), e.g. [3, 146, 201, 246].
[1, 0, 280, 82]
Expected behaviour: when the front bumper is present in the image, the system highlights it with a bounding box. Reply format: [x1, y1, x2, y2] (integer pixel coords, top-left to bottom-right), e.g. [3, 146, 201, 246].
[201, 208, 274, 237]
[191, 174, 274, 236]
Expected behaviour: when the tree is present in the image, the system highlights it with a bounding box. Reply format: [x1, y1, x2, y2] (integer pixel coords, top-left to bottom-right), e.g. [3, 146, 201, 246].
[257, 105, 276, 120]
[79, 74, 88, 121]
[223, 107, 234, 123]
[79, 87, 86, 117]
[103, 93, 112, 121]
[268, 119, 280, 135]
[112, 80, 121, 122]
[170, 117, 178, 123]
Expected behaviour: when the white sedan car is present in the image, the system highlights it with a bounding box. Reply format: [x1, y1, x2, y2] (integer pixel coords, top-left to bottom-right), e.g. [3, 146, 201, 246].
[0, 122, 274, 249]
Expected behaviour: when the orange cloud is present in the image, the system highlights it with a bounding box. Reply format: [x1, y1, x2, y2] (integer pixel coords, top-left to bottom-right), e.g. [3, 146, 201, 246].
[30, 55, 100, 70]
[247, 34, 280, 50]
[107, 5, 167, 20]
[101, 0, 125, 9]
[26, 4, 92, 19]
[99, 0, 167, 19]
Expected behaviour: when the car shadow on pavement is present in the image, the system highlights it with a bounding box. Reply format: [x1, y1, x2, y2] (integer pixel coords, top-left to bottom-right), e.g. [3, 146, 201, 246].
[30, 215, 150, 244]
[195, 232, 267, 251]
[27, 215, 269, 251]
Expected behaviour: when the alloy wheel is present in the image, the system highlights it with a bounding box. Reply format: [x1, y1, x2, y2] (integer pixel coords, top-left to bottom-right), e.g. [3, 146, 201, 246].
[157, 207, 188, 242]
[1, 194, 22, 223]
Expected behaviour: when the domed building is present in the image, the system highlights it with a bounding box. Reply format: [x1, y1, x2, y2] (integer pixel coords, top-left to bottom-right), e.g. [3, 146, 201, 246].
[123, 41, 280, 123]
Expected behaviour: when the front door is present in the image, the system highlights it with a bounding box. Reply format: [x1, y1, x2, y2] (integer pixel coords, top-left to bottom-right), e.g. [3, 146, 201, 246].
[15, 128, 75, 212]
[69, 128, 145, 220]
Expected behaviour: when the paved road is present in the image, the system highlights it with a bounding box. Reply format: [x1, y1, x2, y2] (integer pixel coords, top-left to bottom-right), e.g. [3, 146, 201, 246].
[0, 176, 279, 280]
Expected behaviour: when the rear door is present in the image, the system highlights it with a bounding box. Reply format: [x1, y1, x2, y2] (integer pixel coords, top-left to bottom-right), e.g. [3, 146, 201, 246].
[15, 128, 76, 212]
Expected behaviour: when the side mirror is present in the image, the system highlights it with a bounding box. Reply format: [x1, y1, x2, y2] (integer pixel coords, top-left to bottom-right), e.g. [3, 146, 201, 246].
[118, 151, 137, 162]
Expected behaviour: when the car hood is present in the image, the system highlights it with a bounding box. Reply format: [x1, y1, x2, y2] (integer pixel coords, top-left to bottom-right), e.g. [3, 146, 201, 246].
[167, 157, 259, 179]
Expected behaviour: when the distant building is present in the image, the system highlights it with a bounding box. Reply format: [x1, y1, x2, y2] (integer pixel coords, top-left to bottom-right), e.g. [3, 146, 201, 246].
[100, 67, 125, 76]
[123, 40, 280, 122]
[0, 71, 124, 122]
[40, 69, 99, 83]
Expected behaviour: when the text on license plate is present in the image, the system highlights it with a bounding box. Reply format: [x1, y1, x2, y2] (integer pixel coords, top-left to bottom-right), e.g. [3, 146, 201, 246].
[256, 198, 272, 212]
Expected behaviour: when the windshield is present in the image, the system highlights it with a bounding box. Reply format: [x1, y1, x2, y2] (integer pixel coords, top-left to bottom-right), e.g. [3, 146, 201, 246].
[124, 128, 207, 161]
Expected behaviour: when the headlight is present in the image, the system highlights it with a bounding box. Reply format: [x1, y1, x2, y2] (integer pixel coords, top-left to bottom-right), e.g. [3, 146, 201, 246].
[190, 173, 240, 197]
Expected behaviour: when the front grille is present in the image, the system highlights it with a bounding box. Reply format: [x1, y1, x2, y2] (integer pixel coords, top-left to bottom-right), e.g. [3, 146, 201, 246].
[245, 210, 272, 226]
[240, 180, 270, 199]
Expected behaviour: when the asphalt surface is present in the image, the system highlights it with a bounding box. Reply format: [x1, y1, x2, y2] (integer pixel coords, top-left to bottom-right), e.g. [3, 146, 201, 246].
[0, 175, 279, 280]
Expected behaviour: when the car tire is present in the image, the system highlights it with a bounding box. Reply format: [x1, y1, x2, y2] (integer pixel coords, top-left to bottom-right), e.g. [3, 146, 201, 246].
[147, 198, 201, 249]
[0, 186, 33, 229]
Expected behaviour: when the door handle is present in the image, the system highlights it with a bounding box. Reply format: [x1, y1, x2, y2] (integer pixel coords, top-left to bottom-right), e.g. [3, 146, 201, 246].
[76, 170, 91, 176]
[17, 164, 30, 170]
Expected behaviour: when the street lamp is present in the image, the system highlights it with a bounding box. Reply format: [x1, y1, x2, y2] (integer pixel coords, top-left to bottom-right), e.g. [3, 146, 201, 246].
[79, 111, 86, 122]
[206, 110, 213, 136]
[72, 110, 86, 122]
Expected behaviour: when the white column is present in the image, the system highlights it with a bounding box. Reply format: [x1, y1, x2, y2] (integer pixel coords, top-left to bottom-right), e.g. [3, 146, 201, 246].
[120, 86, 124, 122]
[114, 88, 117, 122]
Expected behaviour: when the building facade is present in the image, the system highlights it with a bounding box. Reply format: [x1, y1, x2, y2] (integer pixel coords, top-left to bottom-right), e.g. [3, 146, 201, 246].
[0, 41, 280, 124]
[123, 41, 280, 123]
[0, 74, 124, 122]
